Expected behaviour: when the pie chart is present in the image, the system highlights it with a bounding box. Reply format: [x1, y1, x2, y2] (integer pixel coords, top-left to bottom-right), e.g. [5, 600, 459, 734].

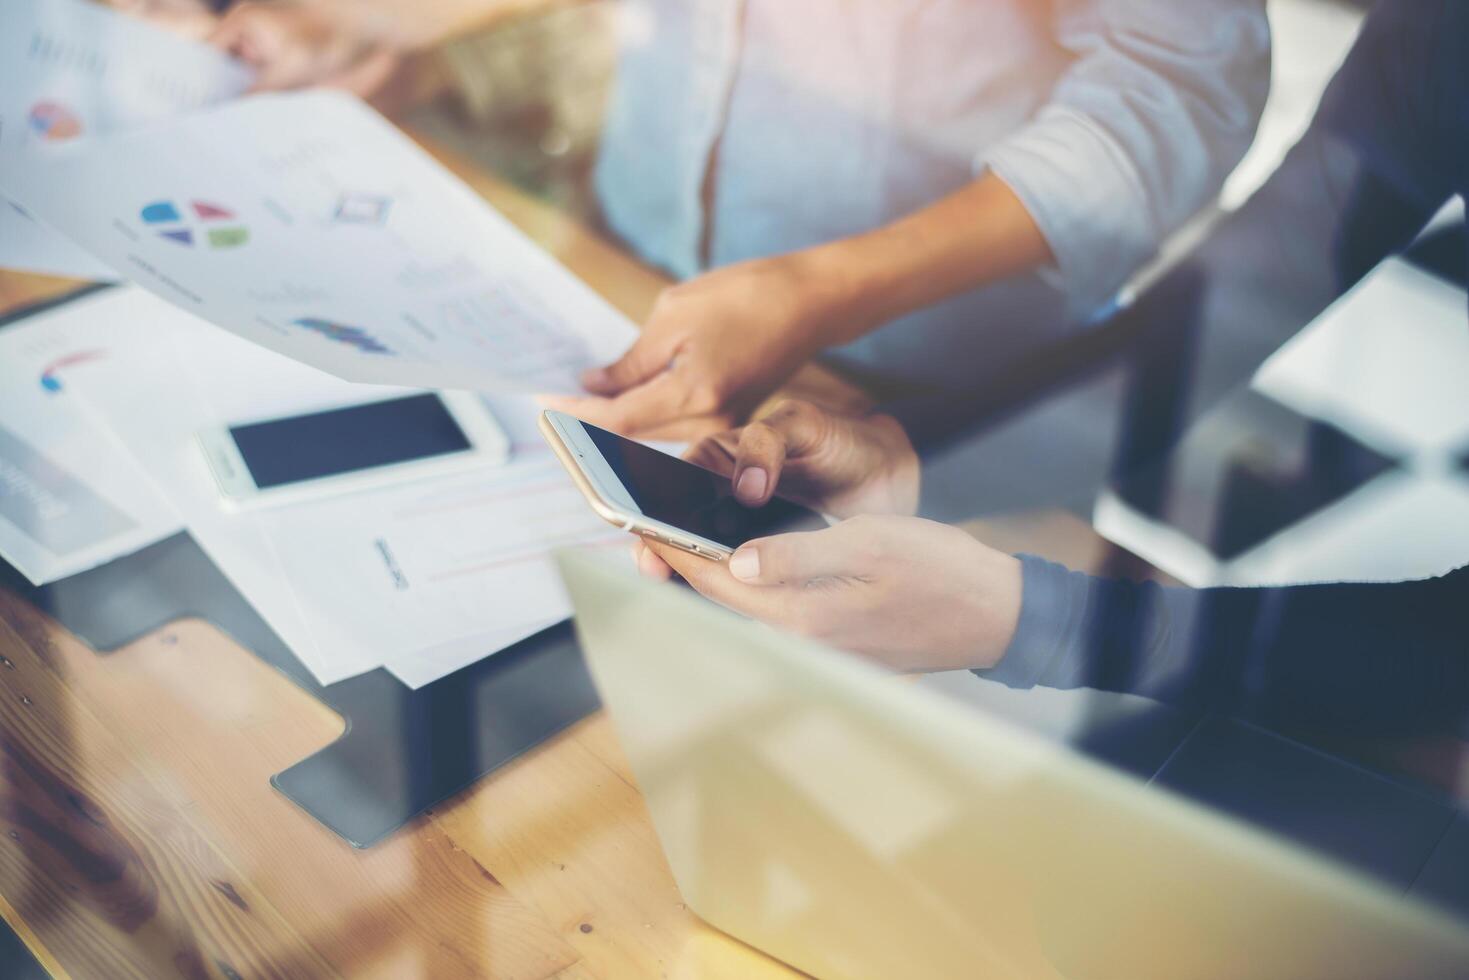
[140, 199, 250, 249]
[28, 101, 83, 142]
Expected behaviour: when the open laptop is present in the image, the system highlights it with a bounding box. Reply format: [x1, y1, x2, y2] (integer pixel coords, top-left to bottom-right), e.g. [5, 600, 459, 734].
[557, 551, 1469, 979]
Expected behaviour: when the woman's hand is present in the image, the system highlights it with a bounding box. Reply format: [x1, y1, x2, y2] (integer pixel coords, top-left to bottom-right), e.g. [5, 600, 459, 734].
[685, 399, 919, 519]
[543, 251, 864, 441]
[636, 515, 1023, 674]
[634, 398, 919, 583]
[544, 172, 1054, 440]
[210, 1, 401, 98]
[105, 0, 221, 40]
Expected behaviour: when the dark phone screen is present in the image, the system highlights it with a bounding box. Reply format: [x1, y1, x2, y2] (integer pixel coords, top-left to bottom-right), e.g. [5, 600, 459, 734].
[230, 393, 471, 489]
[582, 422, 826, 549]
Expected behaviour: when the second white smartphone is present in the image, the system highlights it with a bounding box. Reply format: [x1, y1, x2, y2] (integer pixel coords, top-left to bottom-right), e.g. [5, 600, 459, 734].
[197, 391, 509, 508]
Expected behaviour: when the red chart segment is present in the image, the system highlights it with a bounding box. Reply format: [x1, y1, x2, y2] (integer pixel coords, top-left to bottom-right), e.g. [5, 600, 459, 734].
[192, 201, 235, 220]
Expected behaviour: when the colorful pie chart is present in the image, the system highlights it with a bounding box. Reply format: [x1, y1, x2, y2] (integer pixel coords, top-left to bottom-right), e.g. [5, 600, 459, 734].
[140, 199, 250, 250]
[28, 101, 83, 142]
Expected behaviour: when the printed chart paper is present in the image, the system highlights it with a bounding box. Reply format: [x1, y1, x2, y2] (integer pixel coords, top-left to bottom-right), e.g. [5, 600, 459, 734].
[258, 445, 627, 689]
[64, 287, 414, 684]
[6, 91, 639, 393]
[0, 288, 182, 584]
[0, 0, 252, 278]
[64, 287, 629, 687]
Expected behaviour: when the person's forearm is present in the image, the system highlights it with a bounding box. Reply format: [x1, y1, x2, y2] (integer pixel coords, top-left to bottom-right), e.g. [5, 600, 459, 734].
[796, 172, 1054, 347]
[312, 0, 563, 51]
[984, 557, 1469, 735]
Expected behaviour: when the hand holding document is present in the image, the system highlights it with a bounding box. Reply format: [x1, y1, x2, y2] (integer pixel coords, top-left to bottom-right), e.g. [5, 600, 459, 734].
[4, 91, 639, 393]
[0, 0, 252, 279]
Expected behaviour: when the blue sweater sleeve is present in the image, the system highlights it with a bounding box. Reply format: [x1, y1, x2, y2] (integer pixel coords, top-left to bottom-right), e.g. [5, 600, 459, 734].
[973, 2, 1469, 733]
[978, 556, 1469, 735]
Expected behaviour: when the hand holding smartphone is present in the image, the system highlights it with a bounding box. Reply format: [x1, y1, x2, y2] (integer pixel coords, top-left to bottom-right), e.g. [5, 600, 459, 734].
[540, 409, 827, 560]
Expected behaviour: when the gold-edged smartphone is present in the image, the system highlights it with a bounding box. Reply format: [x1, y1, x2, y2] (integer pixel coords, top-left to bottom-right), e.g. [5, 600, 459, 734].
[539, 409, 826, 560]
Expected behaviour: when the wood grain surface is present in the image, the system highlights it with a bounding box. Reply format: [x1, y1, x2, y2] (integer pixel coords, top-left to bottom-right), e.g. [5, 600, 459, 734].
[0, 127, 851, 979]
[0, 120, 1140, 978]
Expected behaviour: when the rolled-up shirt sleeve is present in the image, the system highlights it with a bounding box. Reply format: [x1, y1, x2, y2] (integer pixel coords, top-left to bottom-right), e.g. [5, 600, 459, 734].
[978, 0, 1270, 307]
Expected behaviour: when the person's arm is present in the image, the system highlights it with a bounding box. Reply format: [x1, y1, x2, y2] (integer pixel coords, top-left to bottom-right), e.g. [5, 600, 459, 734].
[640, 500, 1469, 738]
[348, 0, 556, 50]
[632, 399, 1469, 739]
[544, 175, 1053, 439]
[979, 1, 1469, 732]
[552, 0, 1271, 438]
[978, 0, 1270, 304]
[238, 0, 555, 55]
[802, 0, 1274, 334]
[209, 0, 557, 96]
[986, 558, 1469, 735]
[843, 0, 1274, 313]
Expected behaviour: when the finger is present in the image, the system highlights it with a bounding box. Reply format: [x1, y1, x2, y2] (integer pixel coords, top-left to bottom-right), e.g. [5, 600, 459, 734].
[154, 8, 221, 42]
[214, 9, 325, 92]
[625, 413, 732, 444]
[643, 540, 794, 621]
[633, 537, 674, 581]
[324, 46, 401, 99]
[730, 423, 784, 506]
[209, 9, 285, 81]
[731, 400, 832, 505]
[543, 373, 695, 437]
[727, 522, 874, 586]
[644, 539, 723, 590]
[207, 10, 249, 52]
[244, 36, 317, 92]
[580, 332, 679, 396]
[755, 399, 834, 457]
[683, 430, 740, 476]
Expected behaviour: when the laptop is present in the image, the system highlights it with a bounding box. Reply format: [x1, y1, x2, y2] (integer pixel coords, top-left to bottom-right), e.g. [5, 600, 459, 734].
[557, 551, 1469, 979]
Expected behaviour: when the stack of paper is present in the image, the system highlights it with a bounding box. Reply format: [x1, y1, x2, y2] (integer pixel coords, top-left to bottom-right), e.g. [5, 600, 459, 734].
[4, 90, 637, 393]
[0, 0, 252, 279]
[0, 2, 647, 687]
[0, 0, 247, 583]
[0, 293, 183, 584]
[43, 286, 629, 688]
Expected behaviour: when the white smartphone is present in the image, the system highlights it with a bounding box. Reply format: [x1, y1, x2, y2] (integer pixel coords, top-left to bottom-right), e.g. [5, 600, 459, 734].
[197, 391, 510, 508]
[539, 409, 826, 561]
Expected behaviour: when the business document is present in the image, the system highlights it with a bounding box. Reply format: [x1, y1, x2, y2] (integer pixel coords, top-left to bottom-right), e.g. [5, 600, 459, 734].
[0, 0, 252, 279]
[5, 91, 638, 393]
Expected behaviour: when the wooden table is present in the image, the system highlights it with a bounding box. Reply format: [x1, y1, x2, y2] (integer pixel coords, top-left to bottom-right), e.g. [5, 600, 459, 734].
[0, 130, 892, 980]
[10, 122, 1464, 978]
[2, 116, 1218, 978]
